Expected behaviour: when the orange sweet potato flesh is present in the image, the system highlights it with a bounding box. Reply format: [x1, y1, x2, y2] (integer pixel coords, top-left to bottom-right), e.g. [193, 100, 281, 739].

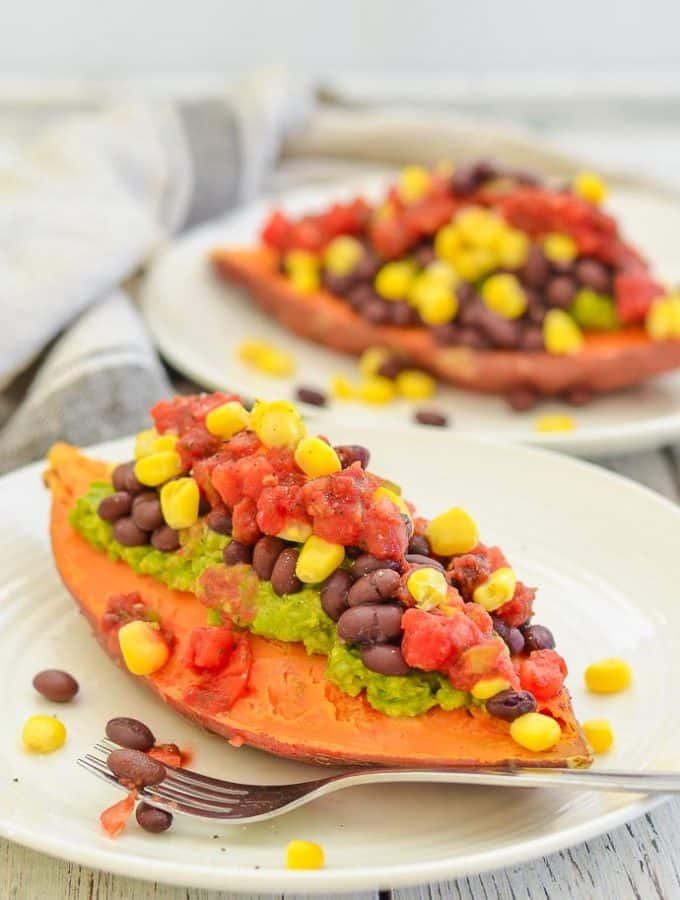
[211, 246, 680, 396]
[46, 443, 591, 768]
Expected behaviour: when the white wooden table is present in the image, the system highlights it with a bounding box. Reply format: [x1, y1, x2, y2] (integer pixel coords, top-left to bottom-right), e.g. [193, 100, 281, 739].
[2, 449, 680, 899]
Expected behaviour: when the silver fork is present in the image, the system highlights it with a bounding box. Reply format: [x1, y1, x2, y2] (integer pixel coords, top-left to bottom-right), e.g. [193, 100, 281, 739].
[77, 739, 680, 824]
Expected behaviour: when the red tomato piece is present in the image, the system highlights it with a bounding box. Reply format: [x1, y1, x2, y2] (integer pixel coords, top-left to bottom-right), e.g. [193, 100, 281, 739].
[151, 393, 237, 436]
[369, 215, 416, 259]
[177, 425, 222, 468]
[495, 581, 535, 628]
[402, 608, 484, 672]
[293, 218, 326, 253]
[519, 649, 567, 700]
[256, 483, 311, 537]
[100, 790, 137, 838]
[147, 743, 184, 768]
[261, 209, 292, 250]
[186, 625, 235, 672]
[614, 270, 665, 324]
[183, 637, 252, 713]
[231, 497, 261, 545]
[448, 637, 519, 692]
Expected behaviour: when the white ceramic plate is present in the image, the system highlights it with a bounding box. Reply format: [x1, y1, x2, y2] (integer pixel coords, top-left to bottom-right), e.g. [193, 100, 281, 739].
[141, 178, 680, 459]
[2, 430, 679, 892]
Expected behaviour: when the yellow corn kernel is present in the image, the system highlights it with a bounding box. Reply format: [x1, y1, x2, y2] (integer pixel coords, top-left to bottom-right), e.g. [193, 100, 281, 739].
[160, 477, 200, 530]
[543, 308, 584, 355]
[434, 223, 463, 262]
[451, 247, 497, 282]
[542, 232, 578, 264]
[296, 536, 345, 584]
[584, 657, 632, 694]
[357, 376, 396, 405]
[471, 677, 512, 701]
[510, 712, 561, 752]
[284, 249, 319, 273]
[374, 485, 411, 519]
[22, 715, 67, 754]
[375, 261, 415, 301]
[324, 235, 363, 276]
[426, 507, 479, 555]
[237, 340, 295, 376]
[398, 165, 432, 203]
[583, 718, 614, 754]
[407, 566, 449, 609]
[413, 279, 459, 325]
[205, 400, 250, 439]
[288, 267, 320, 294]
[359, 346, 390, 378]
[473, 567, 517, 612]
[330, 374, 356, 400]
[134, 450, 183, 487]
[395, 369, 437, 400]
[134, 429, 160, 460]
[294, 436, 342, 478]
[286, 840, 325, 870]
[456, 207, 505, 248]
[424, 260, 458, 287]
[535, 414, 576, 433]
[277, 521, 313, 542]
[118, 620, 170, 676]
[497, 229, 530, 268]
[574, 171, 608, 205]
[645, 295, 680, 341]
[250, 400, 306, 448]
[481, 273, 527, 320]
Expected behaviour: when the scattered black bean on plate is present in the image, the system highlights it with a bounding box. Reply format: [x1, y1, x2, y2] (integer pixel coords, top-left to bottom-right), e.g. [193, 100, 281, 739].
[295, 386, 328, 407]
[136, 801, 173, 833]
[414, 409, 449, 427]
[32, 669, 79, 703]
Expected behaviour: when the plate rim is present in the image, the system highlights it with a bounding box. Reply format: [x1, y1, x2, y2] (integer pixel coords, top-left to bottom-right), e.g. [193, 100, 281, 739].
[2, 434, 678, 891]
[140, 178, 680, 459]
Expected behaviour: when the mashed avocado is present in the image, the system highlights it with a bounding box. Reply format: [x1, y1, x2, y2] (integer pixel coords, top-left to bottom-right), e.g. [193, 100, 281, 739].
[71, 480, 472, 717]
[326, 644, 469, 717]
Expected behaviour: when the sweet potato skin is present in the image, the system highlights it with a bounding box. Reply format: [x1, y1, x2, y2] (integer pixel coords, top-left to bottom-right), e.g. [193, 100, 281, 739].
[212, 246, 680, 396]
[46, 443, 591, 768]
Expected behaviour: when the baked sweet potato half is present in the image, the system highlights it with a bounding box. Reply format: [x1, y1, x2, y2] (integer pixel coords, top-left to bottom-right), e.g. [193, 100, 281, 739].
[211, 162, 680, 403]
[44, 393, 591, 769]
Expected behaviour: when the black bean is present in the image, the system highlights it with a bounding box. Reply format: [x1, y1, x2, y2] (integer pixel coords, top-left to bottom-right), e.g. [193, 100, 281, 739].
[337, 603, 403, 644]
[132, 496, 164, 531]
[334, 445, 370, 470]
[405, 554, 445, 571]
[546, 275, 577, 309]
[136, 801, 173, 833]
[199, 495, 211, 516]
[486, 689, 537, 722]
[151, 525, 180, 552]
[113, 517, 150, 547]
[376, 356, 408, 380]
[362, 297, 392, 324]
[32, 669, 79, 703]
[491, 616, 526, 655]
[344, 545, 364, 559]
[564, 385, 593, 407]
[456, 327, 490, 350]
[477, 309, 522, 349]
[346, 283, 375, 310]
[205, 508, 233, 535]
[321, 569, 353, 621]
[389, 300, 419, 327]
[223, 541, 253, 566]
[471, 159, 499, 182]
[521, 624, 555, 652]
[99, 491, 133, 523]
[348, 569, 401, 607]
[575, 258, 611, 294]
[105, 717, 156, 751]
[252, 536, 287, 581]
[408, 534, 430, 556]
[506, 386, 539, 412]
[270, 548, 302, 596]
[295, 386, 327, 407]
[112, 461, 144, 495]
[430, 323, 460, 345]
[107, 749, 166, 787]
[520, 245, 551, 290]
[450, 166, 479, 196]
[352, 554, 401, 578]
[520, 326, 545, 352]
[353, 253, 381, 282]
[413, 243, 436, 268]
[361, 644, 410, 676]
[322, 271, 356, 297]
[414, 409, 449, 427]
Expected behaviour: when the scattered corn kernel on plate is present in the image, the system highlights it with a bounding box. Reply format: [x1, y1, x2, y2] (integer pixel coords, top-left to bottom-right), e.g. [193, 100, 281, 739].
[141, 177, 680, 458]
[3, 428, 680, 891]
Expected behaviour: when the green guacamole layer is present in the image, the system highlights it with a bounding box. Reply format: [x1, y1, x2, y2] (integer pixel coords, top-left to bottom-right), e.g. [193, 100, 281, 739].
[70, 482, 470, 717]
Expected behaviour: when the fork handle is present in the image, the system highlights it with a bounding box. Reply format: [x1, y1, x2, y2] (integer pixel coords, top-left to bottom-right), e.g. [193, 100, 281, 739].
[323, 767, 680, 794]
